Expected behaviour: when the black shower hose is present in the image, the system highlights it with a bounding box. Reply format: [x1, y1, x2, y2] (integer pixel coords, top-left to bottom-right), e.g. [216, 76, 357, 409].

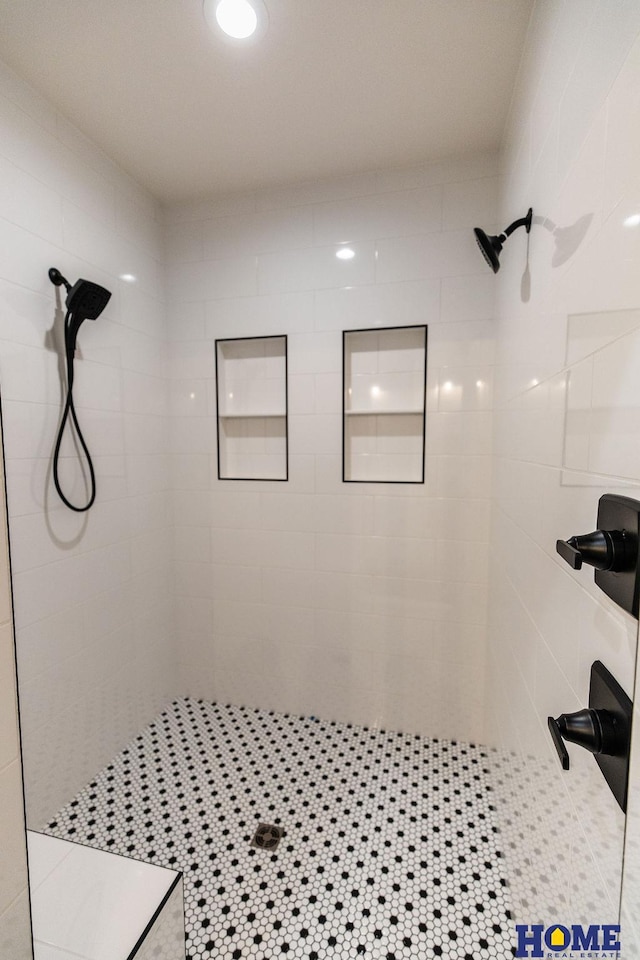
[52, 309, 96, 512]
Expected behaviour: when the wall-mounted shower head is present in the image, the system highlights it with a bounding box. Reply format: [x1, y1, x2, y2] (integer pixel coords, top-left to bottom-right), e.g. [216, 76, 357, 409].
[473, 229, 504, 273]
[473, 208, 533, 273]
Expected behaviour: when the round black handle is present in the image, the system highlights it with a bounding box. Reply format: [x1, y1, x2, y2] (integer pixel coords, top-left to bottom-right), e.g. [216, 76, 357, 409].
[549, 707, 620, 770]
[556, 529, 629, 572]
[557, 708, 602, 753]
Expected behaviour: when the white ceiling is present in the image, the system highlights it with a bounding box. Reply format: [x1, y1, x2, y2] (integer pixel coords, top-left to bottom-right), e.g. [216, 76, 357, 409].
[0, 1, 533, 203]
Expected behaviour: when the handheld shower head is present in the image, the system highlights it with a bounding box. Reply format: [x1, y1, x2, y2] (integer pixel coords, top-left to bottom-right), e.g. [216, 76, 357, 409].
[66, 279, 111, 321]
[473, 208, 532, 273]
[50, 267, 112, 359]
[48, 267, 113, 512]
[49, 268, 111, 321]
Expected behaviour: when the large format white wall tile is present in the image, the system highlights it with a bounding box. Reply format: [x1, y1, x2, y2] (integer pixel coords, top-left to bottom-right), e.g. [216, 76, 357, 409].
[0, 56, 175, 831]
[29, 831, 183, 960]
[203, 206, 314, 260]
[488, 0, 640, 937]
[168, 161, 498, 744]
[312, 185, 443, 245]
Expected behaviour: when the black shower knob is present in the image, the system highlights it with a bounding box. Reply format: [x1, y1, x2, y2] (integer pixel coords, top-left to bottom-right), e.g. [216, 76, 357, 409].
[547, 661, 632, 812]
[548, 708, 619, 772]
[556, 494, 640, 618]
[556, 529, 630, 572]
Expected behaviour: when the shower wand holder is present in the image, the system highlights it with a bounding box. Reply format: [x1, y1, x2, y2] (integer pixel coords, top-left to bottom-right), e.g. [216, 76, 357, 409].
[48, 267, 70, 289]
[556, 494, 640, 618]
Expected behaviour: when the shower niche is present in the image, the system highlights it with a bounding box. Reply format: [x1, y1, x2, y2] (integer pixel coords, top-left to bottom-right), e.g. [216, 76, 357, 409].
[215, 335, 288, 481]
[343, 325, 427, 483]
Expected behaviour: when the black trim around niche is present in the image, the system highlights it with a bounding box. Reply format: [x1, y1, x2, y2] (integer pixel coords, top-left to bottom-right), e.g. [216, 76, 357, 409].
[342, 324, 428, 485]
[215, 334, 289, 482]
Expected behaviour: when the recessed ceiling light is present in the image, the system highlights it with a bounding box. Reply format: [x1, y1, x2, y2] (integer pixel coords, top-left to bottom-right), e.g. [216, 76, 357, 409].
[624, 213, 640, 228]
[204, 0, 268, 41]
[336, 247, 355, 260]
[119, 273, 137, 283]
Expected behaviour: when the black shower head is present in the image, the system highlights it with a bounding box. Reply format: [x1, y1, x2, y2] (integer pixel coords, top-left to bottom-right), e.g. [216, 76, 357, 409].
[473, 228, 503, 273]
[473, 208, 533, 273]
[48, 268, 112, 513]
[49, 267, 112, 321]
[66, 279, 111, 321]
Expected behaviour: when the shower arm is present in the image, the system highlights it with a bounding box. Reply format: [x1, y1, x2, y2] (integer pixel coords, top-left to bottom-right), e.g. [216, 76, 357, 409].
[501, 208, 533, 239]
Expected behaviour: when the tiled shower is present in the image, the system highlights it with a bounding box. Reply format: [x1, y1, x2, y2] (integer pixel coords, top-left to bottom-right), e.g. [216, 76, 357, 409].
[3, 1, 640, 958]
[166, 158, 496, 739]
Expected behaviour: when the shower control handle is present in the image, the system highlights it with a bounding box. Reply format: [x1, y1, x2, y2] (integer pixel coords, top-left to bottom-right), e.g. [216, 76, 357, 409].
[556, 529, 628, 572]
[548, 661, 633, 812]
[548, 707, 619, 771]
[556, 536, 583, 569]
[548, 716, 570, 770]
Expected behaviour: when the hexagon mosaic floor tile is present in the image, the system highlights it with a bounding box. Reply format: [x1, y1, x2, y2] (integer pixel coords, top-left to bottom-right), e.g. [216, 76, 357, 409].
[44, 698, 515, 959]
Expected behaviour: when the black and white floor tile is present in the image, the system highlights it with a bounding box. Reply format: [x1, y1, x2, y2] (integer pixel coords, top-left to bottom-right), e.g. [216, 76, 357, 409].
[45, 698, 514, 959]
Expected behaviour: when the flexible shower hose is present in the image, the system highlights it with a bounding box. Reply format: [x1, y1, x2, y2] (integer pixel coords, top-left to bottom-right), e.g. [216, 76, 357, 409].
[52, 308, 96, 512]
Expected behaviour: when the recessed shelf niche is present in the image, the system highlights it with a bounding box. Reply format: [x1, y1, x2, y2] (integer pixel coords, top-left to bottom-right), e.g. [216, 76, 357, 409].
[343, 325, 427, 483]
[215, 335, 288, 481]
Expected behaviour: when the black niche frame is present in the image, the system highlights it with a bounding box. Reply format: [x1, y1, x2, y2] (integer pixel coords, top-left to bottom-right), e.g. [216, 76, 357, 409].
[342, 324, 428, 485]
[215, 334, 289, 482]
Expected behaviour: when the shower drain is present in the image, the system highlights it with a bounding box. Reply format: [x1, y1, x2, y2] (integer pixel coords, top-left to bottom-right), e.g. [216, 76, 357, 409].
[251, 823, 284, 851]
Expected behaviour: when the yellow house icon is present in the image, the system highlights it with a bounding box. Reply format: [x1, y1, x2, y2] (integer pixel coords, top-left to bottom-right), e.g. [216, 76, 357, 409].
[549, 927, 567, 947]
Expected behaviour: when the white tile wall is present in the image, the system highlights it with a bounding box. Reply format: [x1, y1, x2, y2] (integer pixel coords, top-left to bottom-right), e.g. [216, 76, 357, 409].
[166, 156, 497, 742]
[28, 831, 183, 960]
[0, 58, 175, 828]
[6, 9, 640, 947]
[486, 0, 640, 934]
